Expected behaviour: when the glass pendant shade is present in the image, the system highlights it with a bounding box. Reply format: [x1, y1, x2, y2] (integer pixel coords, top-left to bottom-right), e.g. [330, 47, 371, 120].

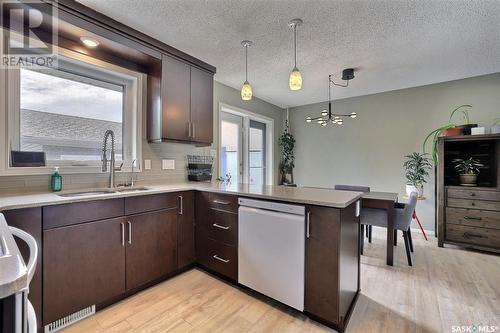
[241, 80, 252, 101]
[289, 67, 302, 90]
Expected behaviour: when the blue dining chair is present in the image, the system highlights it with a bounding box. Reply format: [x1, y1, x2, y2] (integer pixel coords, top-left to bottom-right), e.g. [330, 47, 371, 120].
[361, 192, 418, 266]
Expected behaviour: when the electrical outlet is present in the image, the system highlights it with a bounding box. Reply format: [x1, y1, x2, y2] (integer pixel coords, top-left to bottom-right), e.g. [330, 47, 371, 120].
[144, 159, 151, 170]
[162, 159, 175, 170]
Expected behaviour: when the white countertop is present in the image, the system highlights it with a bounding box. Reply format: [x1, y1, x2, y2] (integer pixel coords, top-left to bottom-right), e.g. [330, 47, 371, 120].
[0, 182, 362, 211]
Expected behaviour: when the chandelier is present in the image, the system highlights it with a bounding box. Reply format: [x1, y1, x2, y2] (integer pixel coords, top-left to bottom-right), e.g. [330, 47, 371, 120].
[306, 68, 357, 126]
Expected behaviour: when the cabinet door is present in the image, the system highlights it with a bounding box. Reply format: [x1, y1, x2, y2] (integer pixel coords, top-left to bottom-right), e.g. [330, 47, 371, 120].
[190, 66, 214, 145]
[304, 206, 340, 326]
[43, 217, 126, 325]
[126, 209, 177, 290]
[161, 54, 191, 141]
[3, 208, 42, 329]
[177, 191, 195, 268]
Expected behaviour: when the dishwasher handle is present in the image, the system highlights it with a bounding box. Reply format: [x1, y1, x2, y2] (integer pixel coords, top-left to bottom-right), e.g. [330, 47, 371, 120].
[306, 211, 311, 238]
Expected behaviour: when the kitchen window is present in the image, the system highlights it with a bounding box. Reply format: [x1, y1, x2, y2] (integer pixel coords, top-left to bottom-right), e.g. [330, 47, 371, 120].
[1, 47, 144, 174]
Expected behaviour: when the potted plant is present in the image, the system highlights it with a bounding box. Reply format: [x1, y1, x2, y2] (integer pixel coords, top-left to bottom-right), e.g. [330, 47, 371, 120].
[450, 104, 476, 135]
[279, 120, 296, 186]
[452, 157, 484, 186]
[423, 105, 474, 164]
[403, 152, 432, 197]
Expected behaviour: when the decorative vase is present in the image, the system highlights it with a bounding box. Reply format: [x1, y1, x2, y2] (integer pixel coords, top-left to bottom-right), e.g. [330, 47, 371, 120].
[442, 127, 462, 136]
[459, 174, 478, 186]
[471, 127, 487, 135]
[406, 184, 423, 197]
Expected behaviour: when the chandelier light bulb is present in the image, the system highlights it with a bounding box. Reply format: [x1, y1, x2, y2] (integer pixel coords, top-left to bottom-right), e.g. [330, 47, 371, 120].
[350, 112, 357, 118]
[321, 122, 327, 126]
[306, 117, 312, 123]
[321, 110, 328, 116]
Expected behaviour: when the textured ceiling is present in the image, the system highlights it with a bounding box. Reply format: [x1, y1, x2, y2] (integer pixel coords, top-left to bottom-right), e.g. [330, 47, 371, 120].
[77, 0, 500, 108]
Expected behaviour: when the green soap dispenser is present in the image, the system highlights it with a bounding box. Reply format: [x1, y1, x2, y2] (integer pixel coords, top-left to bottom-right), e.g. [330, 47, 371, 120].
[51, 166, 62, 192]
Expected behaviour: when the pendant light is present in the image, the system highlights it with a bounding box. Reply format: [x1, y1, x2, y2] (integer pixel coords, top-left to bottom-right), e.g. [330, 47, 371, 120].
[288, 18, 303, 90]
[241, 40, 253, 101]
[305, 69, 357, 127]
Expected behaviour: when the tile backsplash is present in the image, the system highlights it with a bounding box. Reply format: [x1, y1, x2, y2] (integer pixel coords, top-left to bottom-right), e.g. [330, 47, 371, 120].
[0, 139, 215, 195]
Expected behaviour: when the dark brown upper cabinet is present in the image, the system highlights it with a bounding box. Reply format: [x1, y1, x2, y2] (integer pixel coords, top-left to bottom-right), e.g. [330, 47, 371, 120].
[148, 54, 214, 145]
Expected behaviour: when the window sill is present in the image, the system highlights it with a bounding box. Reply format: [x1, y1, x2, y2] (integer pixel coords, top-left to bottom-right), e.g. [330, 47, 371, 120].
[0, 166, 141, 176]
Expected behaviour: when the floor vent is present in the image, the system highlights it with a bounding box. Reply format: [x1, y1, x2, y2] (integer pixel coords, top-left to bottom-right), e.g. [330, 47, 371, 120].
[44, 305, 95, 333]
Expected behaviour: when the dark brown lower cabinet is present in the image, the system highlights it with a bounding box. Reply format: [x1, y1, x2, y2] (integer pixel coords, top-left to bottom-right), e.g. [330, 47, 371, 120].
[2, 208, 43, 330]
[125, 209, 178, 290]
[305, 202, 360, 332]
[43, 217, 126, 325]
[177, 191, 195, 269]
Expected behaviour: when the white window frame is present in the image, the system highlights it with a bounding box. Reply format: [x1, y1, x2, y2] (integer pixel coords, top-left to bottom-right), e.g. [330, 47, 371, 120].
[0, 45, 144, 175]
[218, 103, 274, 185]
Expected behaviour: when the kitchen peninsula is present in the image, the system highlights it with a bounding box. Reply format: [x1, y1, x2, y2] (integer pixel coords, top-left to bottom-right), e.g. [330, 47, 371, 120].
[0, 184, 361, 332]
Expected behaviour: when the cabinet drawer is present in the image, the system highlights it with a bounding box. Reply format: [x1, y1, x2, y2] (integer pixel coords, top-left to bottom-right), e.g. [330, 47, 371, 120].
[447, 198, 500, 211]
[203, 238, 237, 280]
[447, 188, 500, 201]
[125, 193, 178, 215]
[446, 207, 500, 230]
[43, 198, 124, 229]
[446, 224, 500, 249]
[208, 192, 238, 213]
[208, 208, 237, 246]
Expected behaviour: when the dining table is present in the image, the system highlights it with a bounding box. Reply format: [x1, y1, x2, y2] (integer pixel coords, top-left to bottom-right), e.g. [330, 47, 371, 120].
[361, 191, 399, 266]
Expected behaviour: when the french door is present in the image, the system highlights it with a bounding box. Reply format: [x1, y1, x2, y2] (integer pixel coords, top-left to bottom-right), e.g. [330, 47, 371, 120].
[219, 110, 269, 185]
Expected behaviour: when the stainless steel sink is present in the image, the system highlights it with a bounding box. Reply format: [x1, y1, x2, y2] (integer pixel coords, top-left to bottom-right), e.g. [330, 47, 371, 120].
[114, 187, 150, 193]
[57, 190, 116, 197]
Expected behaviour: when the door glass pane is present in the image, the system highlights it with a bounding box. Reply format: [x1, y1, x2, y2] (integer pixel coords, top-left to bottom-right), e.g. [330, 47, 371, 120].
[249, 120, 266, 185]
[20, 68, 124, 161]
[220, 118, 240, 183]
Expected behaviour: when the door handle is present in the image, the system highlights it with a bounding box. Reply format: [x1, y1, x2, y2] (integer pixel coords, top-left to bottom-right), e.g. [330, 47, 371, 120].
[213, 199, 230, 205]
[213, 223, 230, 230]
[127, 221, 132, 245]
[464, 216, 482, 221]
[120, 222, 125, 246]
[213, 254, 230, 263]
[306, 211, 311, 238]
[178, 195, 184, 215]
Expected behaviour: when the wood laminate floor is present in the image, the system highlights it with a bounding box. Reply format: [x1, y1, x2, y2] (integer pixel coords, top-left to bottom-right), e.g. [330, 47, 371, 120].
[62, 228, 500, 333]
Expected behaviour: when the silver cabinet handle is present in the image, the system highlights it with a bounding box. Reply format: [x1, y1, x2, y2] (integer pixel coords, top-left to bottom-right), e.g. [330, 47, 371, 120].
[306, 211, 311, 238]
[213, 254, 230, 263]
[355, 200, 361, 217]
[120, 222, 125, 246]
[178, 195, 184, 215]
[213, 199, 230, 205]
[213, 223, 230, 230]
[464, 216, 482, 221]
[127, 221, 132, 245]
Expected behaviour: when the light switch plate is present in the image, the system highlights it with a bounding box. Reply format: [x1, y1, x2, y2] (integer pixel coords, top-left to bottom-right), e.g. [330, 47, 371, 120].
[144, 159, 151, 170]
[162, 159, 175, 170]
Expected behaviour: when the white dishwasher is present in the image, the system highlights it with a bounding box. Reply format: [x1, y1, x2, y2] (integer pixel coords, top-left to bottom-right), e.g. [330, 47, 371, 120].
[238, 198, 305, 311]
